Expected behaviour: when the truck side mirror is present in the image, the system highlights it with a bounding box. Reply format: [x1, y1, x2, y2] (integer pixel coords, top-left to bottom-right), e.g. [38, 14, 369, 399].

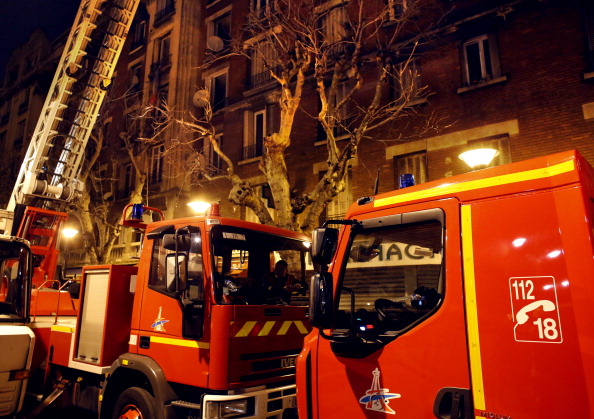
[309, 272, 333, 329]
[311, 228, 339, 266]
[163, 234, 191, 251]
[166, 253, 188, 292]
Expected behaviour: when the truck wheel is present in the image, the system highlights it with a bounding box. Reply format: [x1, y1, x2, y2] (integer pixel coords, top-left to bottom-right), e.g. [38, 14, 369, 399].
[112, 387, 157, 419]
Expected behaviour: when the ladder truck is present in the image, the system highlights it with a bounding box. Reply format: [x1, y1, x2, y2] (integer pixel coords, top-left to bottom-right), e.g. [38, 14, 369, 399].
[0, 0, 140, 416]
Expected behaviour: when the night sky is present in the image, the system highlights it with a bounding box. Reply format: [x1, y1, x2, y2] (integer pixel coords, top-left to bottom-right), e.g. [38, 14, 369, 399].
[0, 0, 80, 75]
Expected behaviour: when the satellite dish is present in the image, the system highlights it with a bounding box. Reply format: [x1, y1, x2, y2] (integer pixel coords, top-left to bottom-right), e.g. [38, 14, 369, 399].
[206, 36, 225, 52]
[192, 89, 210, 108]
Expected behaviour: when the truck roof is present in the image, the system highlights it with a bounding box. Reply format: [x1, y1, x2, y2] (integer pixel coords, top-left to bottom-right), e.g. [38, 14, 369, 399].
[145, 215, 311, 242]
[350, 149, 592, 217]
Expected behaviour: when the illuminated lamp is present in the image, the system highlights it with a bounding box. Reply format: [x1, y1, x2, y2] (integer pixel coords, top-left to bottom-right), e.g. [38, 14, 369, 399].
[188, 201, 212, 214]
[459, 148, 499, 169]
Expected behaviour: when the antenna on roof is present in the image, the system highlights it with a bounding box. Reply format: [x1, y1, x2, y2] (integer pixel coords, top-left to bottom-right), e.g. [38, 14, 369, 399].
[373, 168, 380, 195]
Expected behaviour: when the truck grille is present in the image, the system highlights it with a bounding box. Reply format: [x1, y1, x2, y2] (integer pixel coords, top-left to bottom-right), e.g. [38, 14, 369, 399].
[238, 349, 299, 383]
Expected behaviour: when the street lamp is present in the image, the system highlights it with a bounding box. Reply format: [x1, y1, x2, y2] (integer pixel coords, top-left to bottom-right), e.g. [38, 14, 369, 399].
[62, 228, 79, 280]
[187, 201, 211, 214]
[459, 147, 499, 170]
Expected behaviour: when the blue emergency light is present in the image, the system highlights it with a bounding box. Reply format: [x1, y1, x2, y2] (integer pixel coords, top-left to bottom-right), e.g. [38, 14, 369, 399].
[130, 203, 144, 220]
[399, 174, 415, 189]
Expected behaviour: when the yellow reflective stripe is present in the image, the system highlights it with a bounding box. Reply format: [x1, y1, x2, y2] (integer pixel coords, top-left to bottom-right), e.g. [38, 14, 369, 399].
[278, 321, 293, 335]
[50, 325, 75, 333]
[235, 321, 257, 337]
[294, 320, 308, 334]
[461, 205, 486, 413]
[151, 336, 210, 349]
[375, 160, 575, 208]
[258, 321, 276, 336]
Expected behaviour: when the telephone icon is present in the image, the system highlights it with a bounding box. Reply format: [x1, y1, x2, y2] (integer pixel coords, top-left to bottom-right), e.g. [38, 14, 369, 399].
[515, 300, 556, 325]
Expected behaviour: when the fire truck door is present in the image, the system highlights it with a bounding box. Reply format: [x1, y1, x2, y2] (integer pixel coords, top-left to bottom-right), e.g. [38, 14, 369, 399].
[313, 200, 471, 418]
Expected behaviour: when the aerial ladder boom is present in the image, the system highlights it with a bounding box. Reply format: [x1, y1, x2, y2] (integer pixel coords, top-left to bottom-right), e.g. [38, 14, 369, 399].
[1, 0, 140, 286]
[8, 0, 140, 215]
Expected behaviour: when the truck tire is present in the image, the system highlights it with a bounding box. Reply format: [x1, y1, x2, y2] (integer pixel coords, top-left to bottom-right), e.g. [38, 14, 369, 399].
[112, 387, 157, 419]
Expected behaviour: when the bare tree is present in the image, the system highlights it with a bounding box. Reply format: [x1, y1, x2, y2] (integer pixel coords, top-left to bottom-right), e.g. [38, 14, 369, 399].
[70, 100, 151, 264]
[158, 0, 445, 234]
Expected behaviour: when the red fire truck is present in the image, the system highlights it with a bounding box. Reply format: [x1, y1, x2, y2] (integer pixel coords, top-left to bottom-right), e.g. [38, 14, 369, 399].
[33, 203, 311, 418]
[298, 150, 594, 418]
[1, 1, 142, 414]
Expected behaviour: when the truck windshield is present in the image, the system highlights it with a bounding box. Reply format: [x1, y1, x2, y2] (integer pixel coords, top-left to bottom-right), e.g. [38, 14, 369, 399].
[211, 226, 311, 306]
[335, 219, 443, 338]
[0, 240, 31, 322]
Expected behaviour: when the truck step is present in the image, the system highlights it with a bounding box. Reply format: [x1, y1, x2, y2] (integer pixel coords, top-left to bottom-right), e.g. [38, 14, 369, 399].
[26, 378, 74, 418]
[170, 400, 202, 410]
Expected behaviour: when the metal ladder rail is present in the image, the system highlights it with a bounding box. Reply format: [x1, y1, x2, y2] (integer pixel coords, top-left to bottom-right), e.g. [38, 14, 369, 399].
[7, 0, 102, 211]
[7, 0, 140, 212]
[51, 0, 139, 193]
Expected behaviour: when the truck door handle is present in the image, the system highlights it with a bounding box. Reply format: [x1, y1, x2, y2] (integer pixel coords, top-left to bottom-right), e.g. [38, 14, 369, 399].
[433, 387, 473, 418]
[140, 336, 151, 349]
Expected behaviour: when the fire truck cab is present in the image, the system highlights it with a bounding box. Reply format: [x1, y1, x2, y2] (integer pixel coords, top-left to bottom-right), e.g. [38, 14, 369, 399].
[45, 208, 311, 419]
[298, 150, 594, 418]
[0, 235, 35, 417]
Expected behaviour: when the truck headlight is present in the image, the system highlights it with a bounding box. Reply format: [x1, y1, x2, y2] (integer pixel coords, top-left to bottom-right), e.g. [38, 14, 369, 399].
[205, 398, 252, 418]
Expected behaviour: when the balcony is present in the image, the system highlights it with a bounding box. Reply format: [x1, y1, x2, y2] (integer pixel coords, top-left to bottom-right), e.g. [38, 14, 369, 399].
[243, 144, 263, 160]
[247, 66, 281, 90]
[154, 3, 175, 26]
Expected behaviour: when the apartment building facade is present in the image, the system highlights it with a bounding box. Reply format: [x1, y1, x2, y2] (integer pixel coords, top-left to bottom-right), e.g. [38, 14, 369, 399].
[1, 0, 594, 267]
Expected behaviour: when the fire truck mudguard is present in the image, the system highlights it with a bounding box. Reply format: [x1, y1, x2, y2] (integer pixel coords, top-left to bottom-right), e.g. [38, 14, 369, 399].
[101, 353, 177, 419]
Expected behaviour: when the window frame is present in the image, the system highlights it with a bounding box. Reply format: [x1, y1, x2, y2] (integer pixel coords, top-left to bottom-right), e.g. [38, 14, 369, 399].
[333, 208, 445, 342]
[394, 151, 427, 187]
[149, 143, 165, 185]
[206, 9, 232, 53]
[243, 108, 266, 160]
[461, 33, 501, 87]
[206, 69, 228, 112]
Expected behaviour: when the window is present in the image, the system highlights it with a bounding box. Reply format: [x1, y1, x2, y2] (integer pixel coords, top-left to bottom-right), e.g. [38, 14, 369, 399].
[120, 163, 135, 198]
[319, 3, 348, 55]
[155, 0, 175, 23]
[333, 82, 349, 137]
[148, 230, 203, 302]
[392, 60, 422, 103]
[252, 0, 274, 19]
[18, 89, 29, 114]
[207, 70, 228, 111]
[462, 34, 501, 86]
[207, 11, 231, 53]
[248, 42, 278, 88]
[210, 225, 309, 305]
[153, 34, 171, 69]
[243, 109, 266, 159]
[324, 169, 351, 222]
[150, 84, 169, 122]
[395, 151, 427, 187]
[149, 144, 165, 185]
[334, 210, 444, 343]
[204, 134, 223, 175]
[15, 121, 25, 150]
[0, 240, 32, 321]
[0, 100, 10, 124]
[386, 0, 411, 21]
[131, 20, 147, 50]
[129, 64, 143, 93]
